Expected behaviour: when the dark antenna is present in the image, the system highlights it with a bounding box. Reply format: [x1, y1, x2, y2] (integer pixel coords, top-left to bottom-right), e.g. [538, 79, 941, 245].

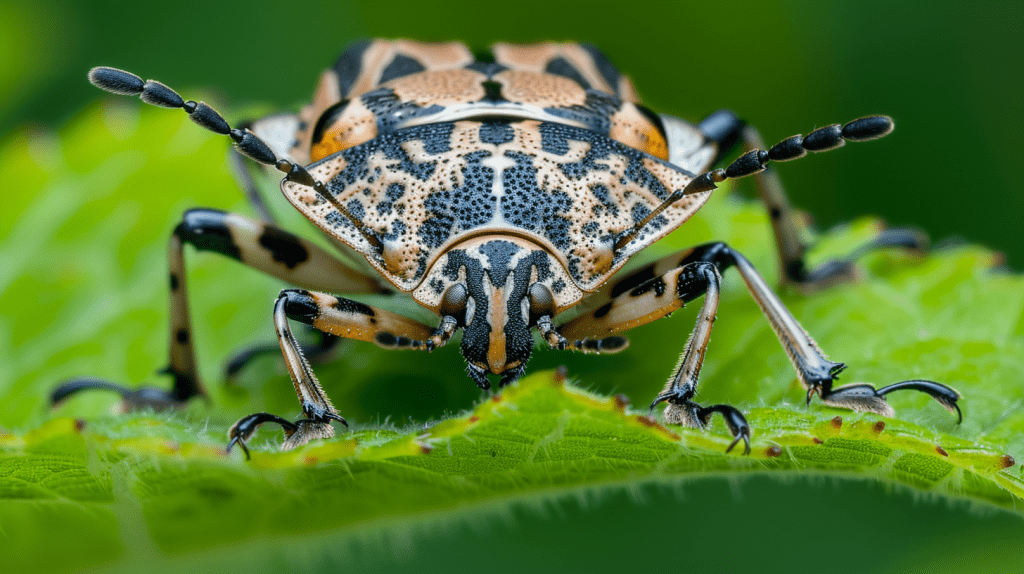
[87, 67, 383, 252]
[613, 116, 895, 252]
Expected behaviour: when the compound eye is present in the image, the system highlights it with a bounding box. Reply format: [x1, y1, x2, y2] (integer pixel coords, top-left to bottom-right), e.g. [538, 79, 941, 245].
[527, 283, 555, 320]
[439, 283, 468, 323]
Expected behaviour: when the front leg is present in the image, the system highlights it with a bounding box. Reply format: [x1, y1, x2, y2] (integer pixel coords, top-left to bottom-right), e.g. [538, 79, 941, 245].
[226, 289, 456, 457]
[556, 257, 750, 454]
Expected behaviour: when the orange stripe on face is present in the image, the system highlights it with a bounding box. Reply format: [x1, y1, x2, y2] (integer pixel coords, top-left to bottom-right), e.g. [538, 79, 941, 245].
[486, 282, 508, 374]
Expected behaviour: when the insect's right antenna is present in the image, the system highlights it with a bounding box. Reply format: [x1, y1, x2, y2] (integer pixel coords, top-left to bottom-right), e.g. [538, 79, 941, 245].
[88, 67, 383, 252]
[614, 116, 895, 252]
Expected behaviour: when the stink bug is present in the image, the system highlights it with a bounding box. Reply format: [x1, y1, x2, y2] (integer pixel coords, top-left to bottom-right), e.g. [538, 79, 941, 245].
[54, 40, 962, 458]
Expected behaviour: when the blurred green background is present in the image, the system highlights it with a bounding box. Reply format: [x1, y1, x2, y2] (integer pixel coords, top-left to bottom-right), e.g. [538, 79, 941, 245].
[2, 0, 1022, 572]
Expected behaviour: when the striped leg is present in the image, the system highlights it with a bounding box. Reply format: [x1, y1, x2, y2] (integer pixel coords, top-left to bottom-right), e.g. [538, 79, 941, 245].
[697, 111, 926, 291]
[227, 289, 456, 457]
[51, 208, 391, 411]
[556, 242, 962, 454]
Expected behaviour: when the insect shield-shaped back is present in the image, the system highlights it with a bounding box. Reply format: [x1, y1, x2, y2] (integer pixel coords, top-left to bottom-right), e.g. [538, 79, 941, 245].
[281, 119, 712, 298]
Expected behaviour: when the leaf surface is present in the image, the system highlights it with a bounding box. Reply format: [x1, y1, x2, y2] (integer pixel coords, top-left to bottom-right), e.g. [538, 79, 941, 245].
[1, 104, 1021, 573]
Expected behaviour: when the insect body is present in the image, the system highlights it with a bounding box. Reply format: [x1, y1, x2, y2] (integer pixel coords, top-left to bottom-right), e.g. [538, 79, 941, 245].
[56, 40, 962, 457]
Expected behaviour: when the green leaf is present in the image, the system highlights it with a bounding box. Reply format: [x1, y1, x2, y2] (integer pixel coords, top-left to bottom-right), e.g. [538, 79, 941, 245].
[1, 103, 1021, 573]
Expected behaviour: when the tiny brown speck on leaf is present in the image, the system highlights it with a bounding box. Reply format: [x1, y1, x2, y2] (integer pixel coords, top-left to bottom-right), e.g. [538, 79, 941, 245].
[873, 421, 885, 433]
[765, 446, 782, 457]
[613, 394, 630, 411]
[1001, 455, 1015, 469]
[935, 445, 948, 457]
[636, 415, 657, 427]
[812, 437, 823, 444]
[554, 365, 568, 385]
[831, 416, 843, 430]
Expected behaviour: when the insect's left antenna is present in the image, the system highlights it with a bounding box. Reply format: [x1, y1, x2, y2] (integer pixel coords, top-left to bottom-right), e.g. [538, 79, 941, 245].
[88, 67, 384, 251]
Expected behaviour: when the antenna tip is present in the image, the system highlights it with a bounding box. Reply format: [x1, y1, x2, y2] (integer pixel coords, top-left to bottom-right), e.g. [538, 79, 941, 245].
[842, 116, 895, 141]
[88, 67, 144, 96]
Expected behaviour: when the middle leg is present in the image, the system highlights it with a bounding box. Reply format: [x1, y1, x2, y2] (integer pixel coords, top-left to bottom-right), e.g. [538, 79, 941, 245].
[555, 254, 751, 454]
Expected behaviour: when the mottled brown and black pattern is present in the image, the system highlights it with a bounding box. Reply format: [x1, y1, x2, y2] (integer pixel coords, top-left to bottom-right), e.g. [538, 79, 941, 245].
[296, 40, 671, 164]
[282, 119, 708, 303]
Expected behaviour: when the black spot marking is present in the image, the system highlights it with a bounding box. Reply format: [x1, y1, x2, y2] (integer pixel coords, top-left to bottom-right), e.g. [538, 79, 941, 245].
[589, 184, 619, 218]
[281, 289, 319, 324]
[539, 89, 619, 136]
[610, 264, 656, 298]
[332, 39, 372, 97]
[599, 336, 628, 351]
[770, 207, 782, 220]
[501, 151, 573, 250]
[175, 329, 189, 344]
[258, 227, 310, 270]
[593, 302, 613, 319]
[545, 57, 590, 89]
[377, 182, 406, 216]
[479, 240, 520, 285]
[429, 277, 445, 295]
[418, 150, 496, 248]
[631, 203, 652, 227]
[175, 209, 241, 260]
[170, 274, 179, 291]
[635, 104, 668, 143]
[466, 61, 508, 76]
[552, 278, 565, 294]
[379, 220, 407, 243]
[360, 87, 446, 134]
[332, 298, 375, 317]
[310, 99, 350, 149]
[580, 44, 622, 96]
[478, 121, 514, 144]
[379, 54, 427, 84]
[629, 277, 667, 298]
[786, 260, 807, 283]
[483, 80, 506, 102]
[675, 263, 718, 303]
[375, 332, 397, 346]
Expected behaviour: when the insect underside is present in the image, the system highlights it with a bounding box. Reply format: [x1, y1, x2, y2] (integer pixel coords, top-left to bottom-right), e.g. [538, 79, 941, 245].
[53, 39, 962, 459]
